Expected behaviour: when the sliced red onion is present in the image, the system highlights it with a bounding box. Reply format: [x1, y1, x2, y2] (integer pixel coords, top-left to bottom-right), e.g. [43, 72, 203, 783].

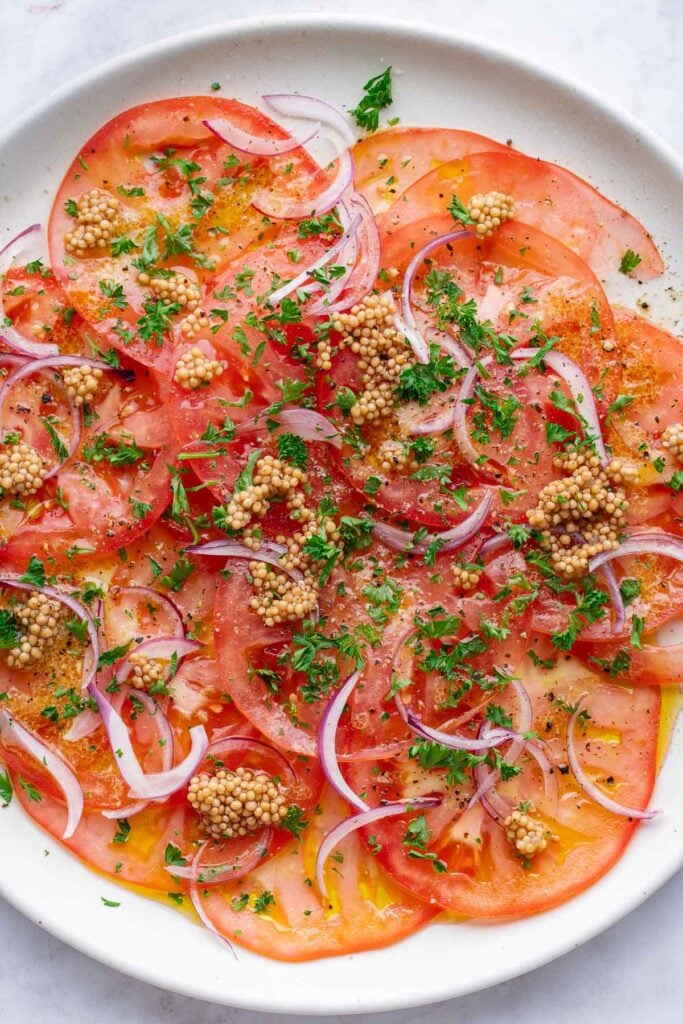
[473, 762, 513, 823]
[203, 117, 319, 157]
[428, 328, 473, 369]
[315, 798, 441, 899]
[590, 532, 683, 572]
[166, 830, 272, 885]
[101, 688, 175, 820]
[401, 230, 470, 329]
[0, 356, 112, 468]
[316, 192, 381, 315]
[372, 491, 492, 555]
[268, 213, 361, 305]
[468, 680, 533, 811]
[600, 563, 626, 635]
[252, 148, 354, 220]
[453, 356, 493, 468]
[0, 709, 83, 838]
[108, 585, 186, 640]
[0, 576, 98, 692]
[263, 94, 357, 148]
[63, 708, 100, 743]
[393, 311, 430, 364]
[308, 202, 359, 313]
[89, 684, 208, 800]
[237, 407, 341, 448]
[481, 533, 511, 557]
[318, 672, 368, 812]
[403, 405, 456, 436]
[395, 696, 516, 752]
[567, 697, 657, 820]
[512, 348, 607, 465]
[186, 539, 305, 582]
[115, 637, 201, 685]
[188, 843, 235, 954]
[0, 224, 60, 358]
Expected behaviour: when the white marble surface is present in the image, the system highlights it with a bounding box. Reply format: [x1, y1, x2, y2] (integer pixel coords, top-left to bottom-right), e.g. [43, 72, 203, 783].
[0, 0, 681, 1021]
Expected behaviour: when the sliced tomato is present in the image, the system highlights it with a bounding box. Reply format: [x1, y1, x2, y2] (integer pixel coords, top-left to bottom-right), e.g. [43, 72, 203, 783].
[47, 97, 325, 369]
[194, 786, 435, 961]
[0, 364, 173, 564]
[353, 126, 509, 214]
[2, 266, 94, 356]
[377, 150, 663, 278]
[348, 661, 660, 917]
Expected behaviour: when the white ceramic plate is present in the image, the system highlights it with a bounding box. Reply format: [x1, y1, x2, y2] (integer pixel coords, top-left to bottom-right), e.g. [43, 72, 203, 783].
[0, 14, 682, 1016]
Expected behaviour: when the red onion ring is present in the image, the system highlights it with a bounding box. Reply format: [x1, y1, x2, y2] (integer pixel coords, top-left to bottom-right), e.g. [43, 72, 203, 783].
[394, 695, 518, 752]
[307, 201, 359, 313]
[318, 672, 369, 812]
[315, 797, 441, 899]
[252, 148, 354, 220]
[590, 531, 683, 572]
[166, 830, 272, 885]
[0, 224, 60, 358]
[468, 680, 533, 811]
[600, 563, 626, 635]
[107, 585, 186, 641]
[63, 707, 100, 743]
[188, 842, 236, 954]
[427, 327, 472, 369]
[567, 696, 658, 820]
[0, 709, 83, 838]
[206, 733, 297, 785]
[393, 311, 430, 364]
[316, 192, 381, 315]
[203, 117, 320, 157]
[0, 356, 113, 474]
[512, 348, 607, 465]
[89, 684, 208, 801]
[115, 637, 201, 685]
[372, 491, 492, 554]
[263, 94, 357, 148]
[481, 533, 512, 557]
[453, 355, 493, 467]
[0, 575, 98, 692]
[237, 408, 341, 448]
[268, 212, 361, 305]
[187, 539, 307, 584]
[101, 687, 176, 820]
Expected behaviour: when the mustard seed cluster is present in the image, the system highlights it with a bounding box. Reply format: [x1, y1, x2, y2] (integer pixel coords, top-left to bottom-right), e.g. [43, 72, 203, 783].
[527, 450, 636, 579]
[63, 189, 121, 254]
[378, 440, 415, 474]
[179, 310, 209, 340]
[250, 515, 341, 626]
[129, 651, 165, 691]
[468, 191, 516, 239]
[331, 293, 413, 426]
[137, 271, 201, 312]
[451, 562, 482, 592]
[62, 364, 104, 407]
[221, 455, 305, 533]
[6, 592, 69, 669]
[187, 766, 288, 839]
[504, 806, 548, 858]
[661, 422, 683, 461]
[0, 442, 47, 497]
[173, 347, 224, 390]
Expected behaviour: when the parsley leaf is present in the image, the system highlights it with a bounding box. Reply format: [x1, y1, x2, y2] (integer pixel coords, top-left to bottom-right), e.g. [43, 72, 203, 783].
[349, 67, 393, 132]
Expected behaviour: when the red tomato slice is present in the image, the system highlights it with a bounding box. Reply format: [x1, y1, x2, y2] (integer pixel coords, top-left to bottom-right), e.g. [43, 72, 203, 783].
[194, 787, 435, 961]
[47, 97, 324, 370]
[377, 150, 663, 279]
[348, 666, 660, 917]
[0, 364, 173, 564]
[2, 266, 93, 356]
[353, 126, 509, 214]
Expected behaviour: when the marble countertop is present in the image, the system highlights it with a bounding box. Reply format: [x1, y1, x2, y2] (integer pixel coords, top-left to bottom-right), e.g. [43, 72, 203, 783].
[1, 1, 681, 1021]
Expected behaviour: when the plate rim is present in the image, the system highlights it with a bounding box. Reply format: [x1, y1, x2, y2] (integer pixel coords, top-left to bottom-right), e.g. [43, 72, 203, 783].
[0, 11, 682, 1015]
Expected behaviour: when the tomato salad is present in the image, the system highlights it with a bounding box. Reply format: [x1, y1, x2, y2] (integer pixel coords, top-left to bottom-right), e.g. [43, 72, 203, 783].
[0, 70, 680, 961]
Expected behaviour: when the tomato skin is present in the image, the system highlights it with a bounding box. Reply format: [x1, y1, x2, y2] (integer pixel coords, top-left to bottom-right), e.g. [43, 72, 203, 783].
[2, 267, 92, 356]
[374, 146, 663, 278]
[347, 677, 660, 918]
[195, 787, 436, 961]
